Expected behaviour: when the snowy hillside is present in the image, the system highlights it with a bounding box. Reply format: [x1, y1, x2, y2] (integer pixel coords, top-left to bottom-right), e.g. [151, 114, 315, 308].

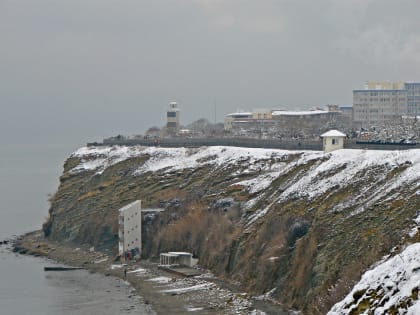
[47, 145, 420, 314]
[72, 146, 420, 222]
[328, 243, 420, 315]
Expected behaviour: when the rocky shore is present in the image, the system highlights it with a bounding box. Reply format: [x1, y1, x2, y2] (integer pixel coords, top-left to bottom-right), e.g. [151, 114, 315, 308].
[12, 231, 288, 315]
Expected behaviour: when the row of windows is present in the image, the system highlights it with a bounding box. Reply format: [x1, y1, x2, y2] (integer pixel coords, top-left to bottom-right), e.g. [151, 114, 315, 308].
[355, 92, 407, 97]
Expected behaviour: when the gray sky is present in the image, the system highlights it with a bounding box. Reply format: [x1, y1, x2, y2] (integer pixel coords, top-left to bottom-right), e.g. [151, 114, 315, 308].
[1, 0, 420, 236]
[2, 0, 420, 140]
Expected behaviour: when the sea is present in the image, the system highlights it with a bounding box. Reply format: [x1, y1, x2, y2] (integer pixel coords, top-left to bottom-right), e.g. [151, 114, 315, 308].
[0, 131, 154, 314]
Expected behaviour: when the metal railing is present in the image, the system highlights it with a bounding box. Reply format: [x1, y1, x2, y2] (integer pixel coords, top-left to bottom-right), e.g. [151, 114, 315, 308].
[87, 137, 418, 151]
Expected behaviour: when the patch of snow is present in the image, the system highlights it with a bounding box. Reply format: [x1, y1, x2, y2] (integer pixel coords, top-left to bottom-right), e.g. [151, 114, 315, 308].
[147, 276, 172, 284]
[160, 283, 215, 294]
[71, 146, 149, 174]
[254, 288, 277, 301]
[135, 146, 294, 175]
[328, 243, 420, 315]
[110, 264, 124, 270]
[246, 206, 270, 227]
[186, 307, 204, 312]
[249, 310, 267, 315]
[409, 212, 420, 238]
[127, 268, 146, 274]
[71, 145, 298, 177]
[235, 171, 282, 194]
[279, 149, 420, 205]
[409, 227, 418, 238]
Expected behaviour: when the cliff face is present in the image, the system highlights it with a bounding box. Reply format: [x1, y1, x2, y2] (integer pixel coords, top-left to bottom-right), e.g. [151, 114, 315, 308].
[45, 146, 420, 314]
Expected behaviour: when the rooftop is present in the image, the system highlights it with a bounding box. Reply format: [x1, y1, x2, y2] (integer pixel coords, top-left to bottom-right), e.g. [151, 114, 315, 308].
[118, 200, 141, 213]
[272, 110, 329, 116]
[320, 130, 346, 137]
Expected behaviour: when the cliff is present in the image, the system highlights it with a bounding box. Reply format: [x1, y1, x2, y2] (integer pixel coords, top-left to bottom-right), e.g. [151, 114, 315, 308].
[44, 146, 420, 314]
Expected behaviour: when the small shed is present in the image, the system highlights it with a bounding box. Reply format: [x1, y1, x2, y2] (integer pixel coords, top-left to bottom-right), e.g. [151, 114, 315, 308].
[320, 130, 346, 152]
[159, 252, 193, 267]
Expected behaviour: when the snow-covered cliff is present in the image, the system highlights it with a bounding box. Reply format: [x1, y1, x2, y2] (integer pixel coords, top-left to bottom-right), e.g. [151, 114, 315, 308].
[45, 146, 420, 314]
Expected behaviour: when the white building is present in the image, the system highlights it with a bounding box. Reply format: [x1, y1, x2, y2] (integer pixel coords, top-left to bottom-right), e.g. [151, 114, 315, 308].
[159, 252, 193, 267]
[320, 130, 346, 152]
[167, 101, 180, 134]
[118, 200, 142, 257]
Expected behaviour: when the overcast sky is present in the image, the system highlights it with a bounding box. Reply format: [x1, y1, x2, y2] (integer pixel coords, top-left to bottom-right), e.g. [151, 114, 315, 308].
[2, 0, 420, 140]
[2, 0, 420, 235]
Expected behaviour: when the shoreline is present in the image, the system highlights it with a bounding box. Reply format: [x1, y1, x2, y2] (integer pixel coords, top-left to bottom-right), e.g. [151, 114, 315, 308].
[13, 230, 289, 315]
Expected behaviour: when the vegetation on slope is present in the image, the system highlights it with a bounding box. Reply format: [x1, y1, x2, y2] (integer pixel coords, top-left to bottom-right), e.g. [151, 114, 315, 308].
[43, 146, 420, 314]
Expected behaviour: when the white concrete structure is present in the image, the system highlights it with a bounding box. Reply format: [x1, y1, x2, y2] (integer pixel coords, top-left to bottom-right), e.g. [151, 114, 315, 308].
[118, 200, 142, 257]
[320, 130, 346, 152]
[159, 252, 193, 267]
[167, 101, 180, 134]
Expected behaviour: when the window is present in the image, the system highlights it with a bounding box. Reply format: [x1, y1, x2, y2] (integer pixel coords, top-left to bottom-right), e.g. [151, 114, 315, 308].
[332, 138, 338, 145]
[167, 111, 177, 117]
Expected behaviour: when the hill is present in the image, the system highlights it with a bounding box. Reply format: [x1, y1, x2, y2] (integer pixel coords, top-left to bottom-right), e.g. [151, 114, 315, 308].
[44, 146, 420, 314]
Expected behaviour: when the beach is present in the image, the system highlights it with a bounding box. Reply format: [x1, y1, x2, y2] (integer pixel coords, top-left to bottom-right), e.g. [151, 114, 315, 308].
[13, 231, 287, 315]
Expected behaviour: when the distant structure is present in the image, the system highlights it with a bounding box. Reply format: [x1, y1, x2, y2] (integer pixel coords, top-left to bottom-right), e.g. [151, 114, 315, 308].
[353, 81, 420, 128]
[320, 130, 346, 152]
[406, 82, 420, 116]
[118, 200, 164, 260]
[224, 110, 272, 131]
[224, 108, 351, 139]
[167, 101, 180, 135]
[118, 200, 142, 258]
[159, 251, 193, 267]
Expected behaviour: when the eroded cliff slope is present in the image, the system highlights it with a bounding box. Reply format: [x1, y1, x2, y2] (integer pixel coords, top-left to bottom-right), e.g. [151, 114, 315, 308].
[44, 146, 420, 314]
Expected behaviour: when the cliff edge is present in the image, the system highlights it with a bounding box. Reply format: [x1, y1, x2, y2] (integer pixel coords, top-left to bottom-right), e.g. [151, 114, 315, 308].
[44, 146, 420, 314]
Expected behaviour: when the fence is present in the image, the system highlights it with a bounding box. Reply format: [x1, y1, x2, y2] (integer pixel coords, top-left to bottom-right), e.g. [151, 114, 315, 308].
[87, 138, 418, 151]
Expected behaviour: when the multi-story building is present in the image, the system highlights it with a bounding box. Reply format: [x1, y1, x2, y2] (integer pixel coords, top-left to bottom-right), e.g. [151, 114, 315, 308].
[353, 81, 408, 128]
[406, 82, 420, 116]
[166, 101, 180, 135]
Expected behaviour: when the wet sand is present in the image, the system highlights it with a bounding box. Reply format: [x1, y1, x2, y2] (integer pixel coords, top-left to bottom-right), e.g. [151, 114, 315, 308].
[14, 231, 289, 314]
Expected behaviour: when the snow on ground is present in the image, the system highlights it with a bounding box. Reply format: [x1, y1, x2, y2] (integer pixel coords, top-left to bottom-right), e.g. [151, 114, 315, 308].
[71, 145, 420, 226]
[72, 147, 419, 206]
[160, 283, 215, 294]
[328, 243, 420, 315]
[71, 146, 149, 174]
[127, 268, 147, 274]
[146, 276, 172, 284]
[409, 212, 420, 238]
[70, 145, 296, 176]
[134, 146, 294, 175]
[279, 149, 420, 202]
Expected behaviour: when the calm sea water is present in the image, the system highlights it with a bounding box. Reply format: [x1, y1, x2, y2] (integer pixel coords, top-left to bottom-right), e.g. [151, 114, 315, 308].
[0, 137, 155, 314]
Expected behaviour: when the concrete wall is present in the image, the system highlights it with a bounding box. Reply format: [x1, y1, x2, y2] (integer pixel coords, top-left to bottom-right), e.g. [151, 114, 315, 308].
[118, 200, 142, 256]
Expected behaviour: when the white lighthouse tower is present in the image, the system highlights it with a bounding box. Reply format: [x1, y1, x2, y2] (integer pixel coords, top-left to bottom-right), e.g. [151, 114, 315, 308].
[166, 101, 180, 135]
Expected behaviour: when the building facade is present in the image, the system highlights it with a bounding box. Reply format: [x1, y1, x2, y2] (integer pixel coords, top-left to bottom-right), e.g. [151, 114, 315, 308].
[224, 108, 350, 139]
[406, 82, 420, 116]
[353, 81, 416, 128]
[118, 200, 142, 257]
